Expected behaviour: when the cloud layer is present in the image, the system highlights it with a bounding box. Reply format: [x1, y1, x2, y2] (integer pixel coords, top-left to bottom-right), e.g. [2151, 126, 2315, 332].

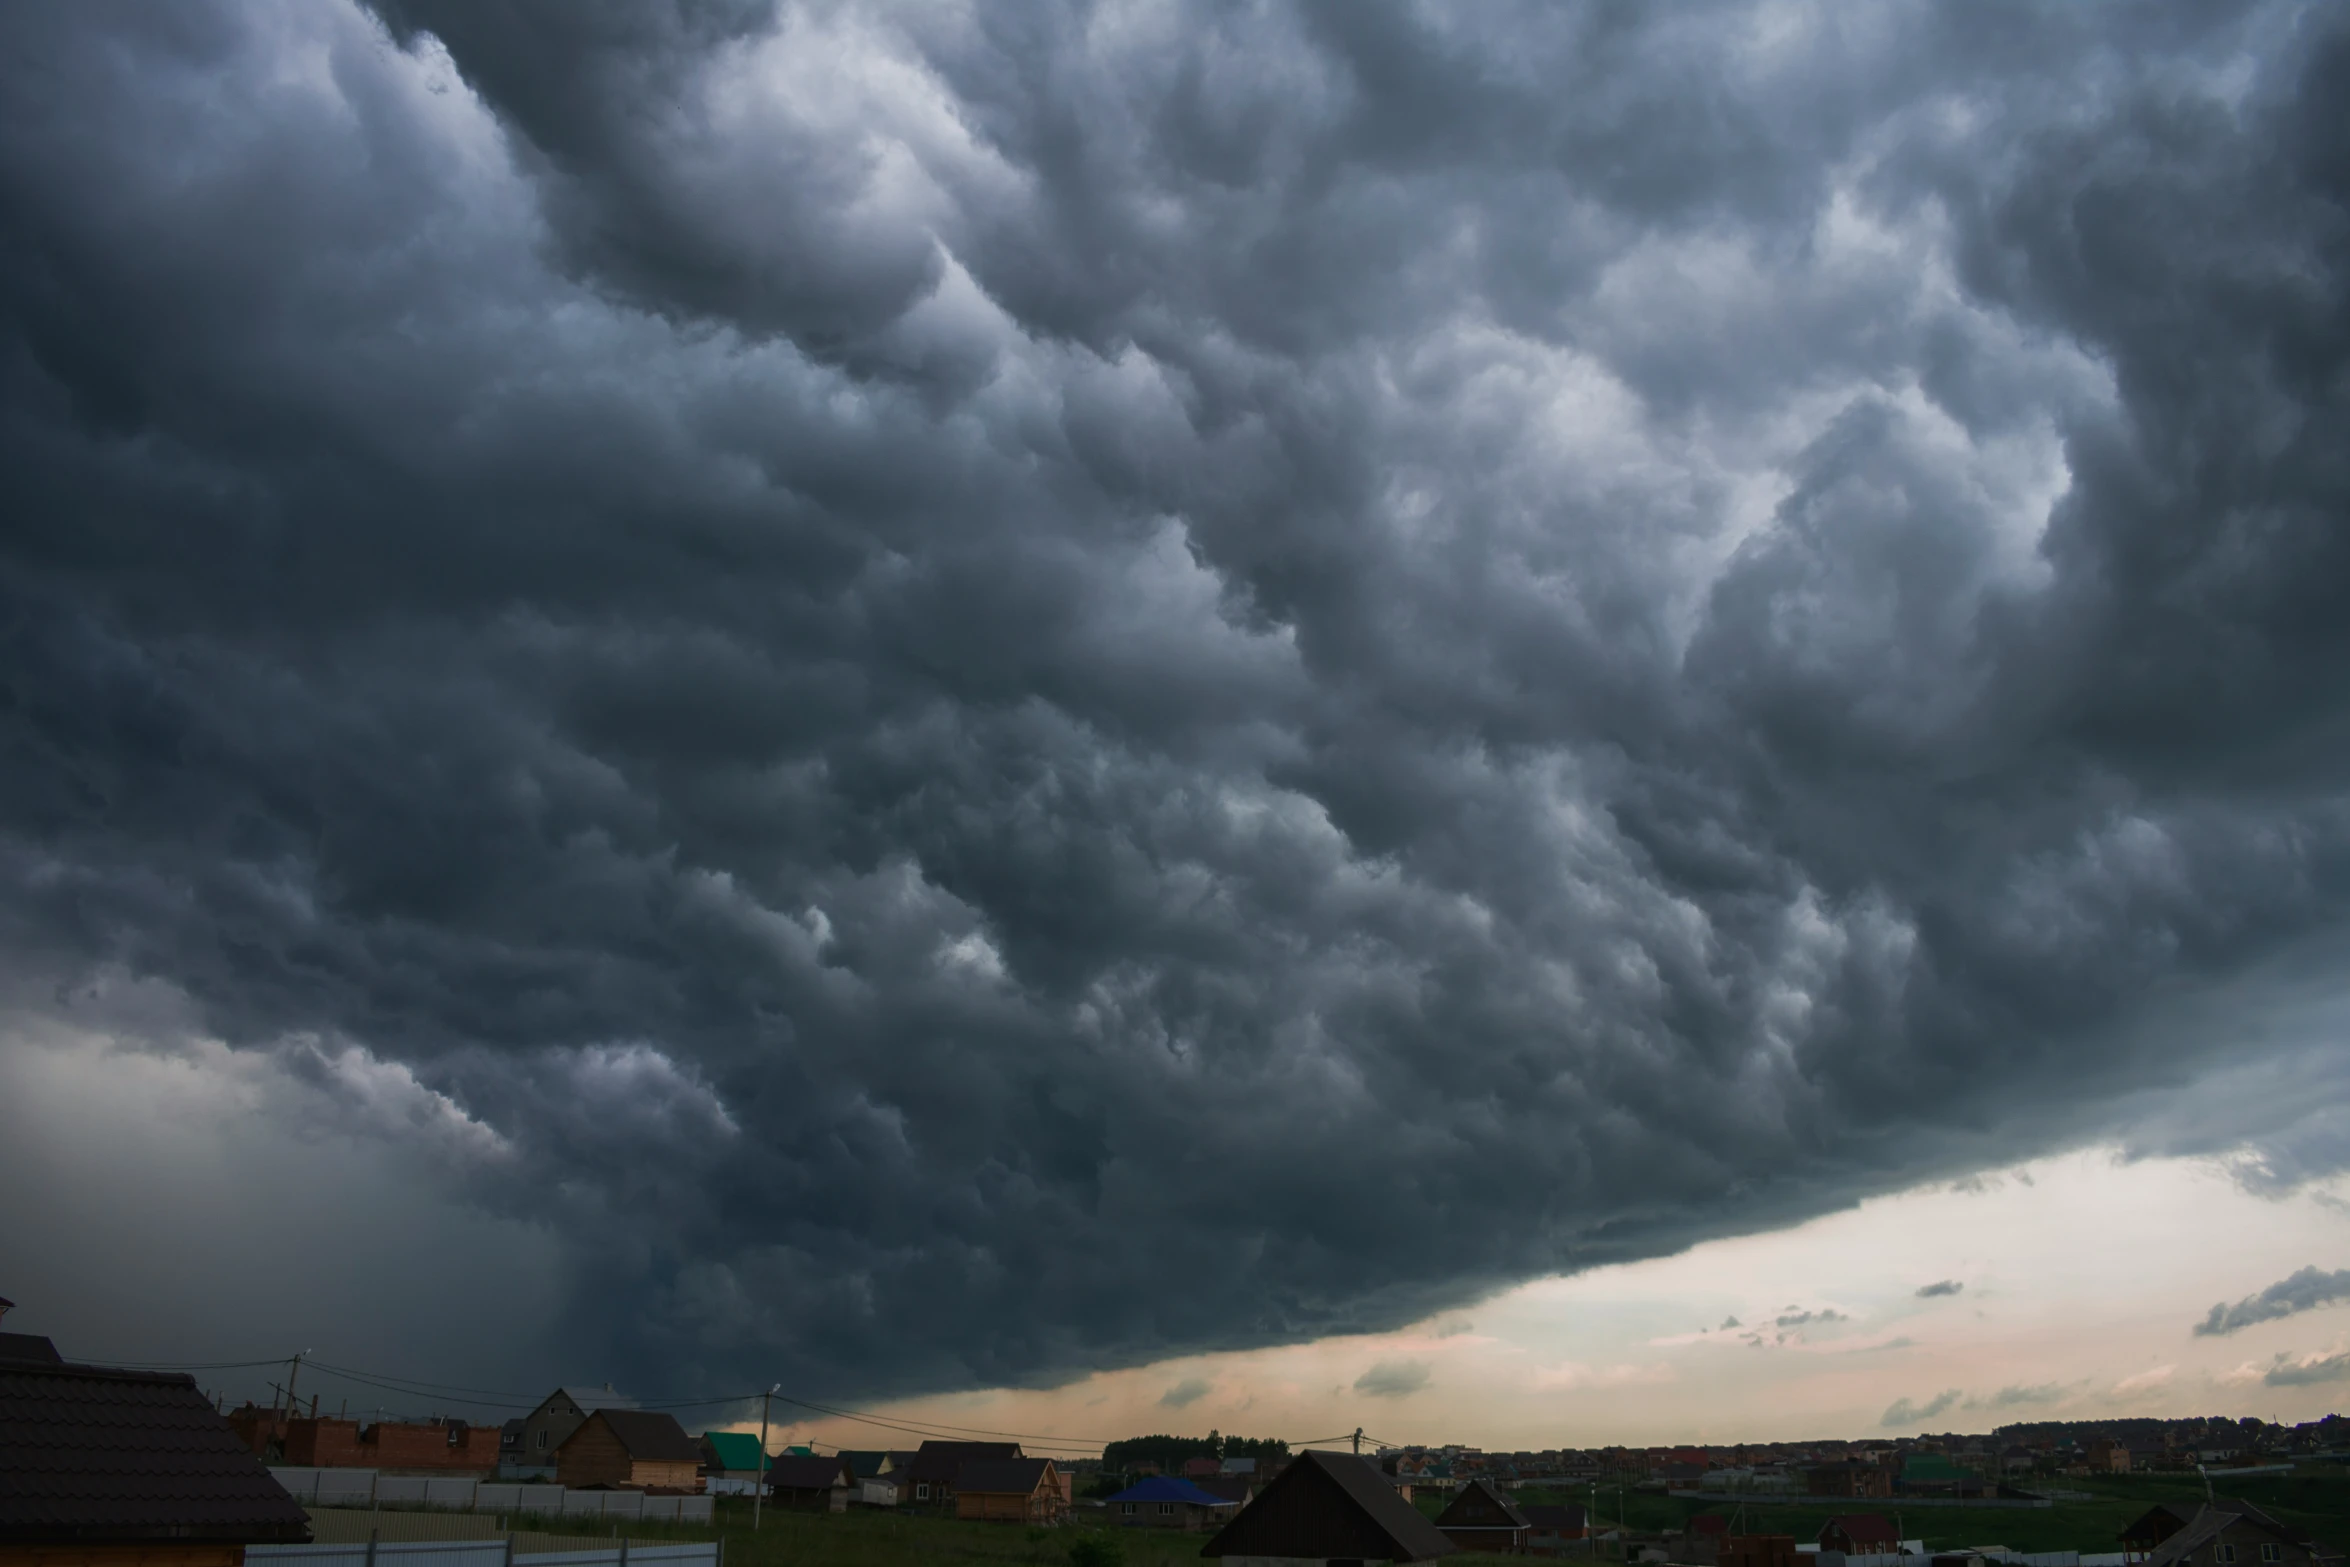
[4, 0, 2350, 1403]
[2196, 1266, 2350, 1337]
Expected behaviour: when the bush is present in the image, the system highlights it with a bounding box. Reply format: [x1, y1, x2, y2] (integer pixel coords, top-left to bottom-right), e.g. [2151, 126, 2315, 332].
[1067, 1531, 1124, 1567]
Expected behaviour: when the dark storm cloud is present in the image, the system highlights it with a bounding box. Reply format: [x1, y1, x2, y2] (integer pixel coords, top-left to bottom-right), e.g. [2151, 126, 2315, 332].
[2194, 1267, 2350, 1337]
[4, 0, 2350, 1405]
[1916, 1280, 1964, 1299]
[1882, 1390, 1962, 1429]
[1353, 1360, 1432, 1400]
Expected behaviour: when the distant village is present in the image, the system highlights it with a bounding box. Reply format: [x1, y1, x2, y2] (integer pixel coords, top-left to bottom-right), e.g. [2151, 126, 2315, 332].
[3, 1294, 2345, 1567]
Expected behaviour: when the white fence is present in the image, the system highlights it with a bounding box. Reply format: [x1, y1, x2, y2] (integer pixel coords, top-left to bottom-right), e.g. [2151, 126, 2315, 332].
[252, 1541, 717, 1567]
[268, 1472, 714, 1525]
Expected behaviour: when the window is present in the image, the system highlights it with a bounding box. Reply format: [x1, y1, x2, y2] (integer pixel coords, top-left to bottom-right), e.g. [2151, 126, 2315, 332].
[1159, 1503, 1175, 1516]
[2218, 1547, 2237, 1564]
[916, 1484, 930, 1501]
[536, 1432, 548, 1450]
[1119, 1504, 1135, 1516]
[2260, 1548, 2281, 1563]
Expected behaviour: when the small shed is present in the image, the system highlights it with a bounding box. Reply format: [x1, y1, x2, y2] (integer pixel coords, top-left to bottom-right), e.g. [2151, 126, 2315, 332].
[953, 1458, 1066, 1525]
[555, 1409, 702, 1492]
[767, 1455, 853, 1513]
[1104, 1476, 1239, 1532]
[1435, 1478, 1529, 1554]
[1201, 1449, 1457, 1565]
[0, 1340, 313, 1567]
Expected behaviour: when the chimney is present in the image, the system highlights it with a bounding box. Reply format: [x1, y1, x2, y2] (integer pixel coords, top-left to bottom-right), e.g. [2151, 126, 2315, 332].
[0, 1297, 13, 1326]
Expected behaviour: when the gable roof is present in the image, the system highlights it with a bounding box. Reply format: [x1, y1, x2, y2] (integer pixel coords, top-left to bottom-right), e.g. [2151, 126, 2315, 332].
[904, 1440, 1021, 1483]
[1201, 1449, 1456, 1563]
[837, 1450, 893, 1479]
[567, 1408, 698, 1463]
[700, 1431, 768, 1472]
[0, 1359, 312, 1545]
[768, 1455, 852, 1491]
[955, 1457, 1055, 1495]
[1107, 1476, 1239, 1507]
[535, 1386, 638, 1420]
[1436, 1478, 1529, 1530]
[1824, 1514, 1899, 1547]
[2141, 1503, 2311, 1567]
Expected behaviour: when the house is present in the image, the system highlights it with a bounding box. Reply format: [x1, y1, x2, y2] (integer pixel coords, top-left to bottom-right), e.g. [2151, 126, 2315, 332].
[516, 1386, 639, 1473]
[2122, 1503, 2326, 1567]
[1435, 1479, 1530, 1554]
[226, 1413, 499, 1473]
[1810, 1464, 1893, 1499]
[837, 1451, 897, 1482]
[1201, 1449, 1457, 1565]
[1821, 1516, 1902, 1554]
[1195, 1477, 1258, 1508]
[700, 1430, 769, 1482]
[0, 1335, 312, 1567]
[1185, 1457, 1224, 1480]
[554, 1409, 703, 1492]
[2089, 1440, 2132, 1474]
[900, 1441, 1021, 1509]
[1523, 1504, 1587, 1558]
[2137, 1506, 2322, 1567]
[952, 1458, 1065, 1524]
[766, 1455, 853, 1513]
[1221, 1457, 1258, 1478]
[1103, 1476, 1239, 1532]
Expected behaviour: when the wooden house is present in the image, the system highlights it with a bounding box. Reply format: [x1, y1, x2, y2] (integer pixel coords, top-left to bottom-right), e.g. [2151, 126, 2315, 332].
[952, 1459, 1066, 1524]
[555, 1409, 703, 1492]
[900, 1441, 1021, 1509]
[1436, 1479, 1529, 1554]
[516, 1387, 638, 1472]
[0, 1334, 312, 1567]
[1201, 1449, 1457, 1565]
[766, 1455, 853, 1513]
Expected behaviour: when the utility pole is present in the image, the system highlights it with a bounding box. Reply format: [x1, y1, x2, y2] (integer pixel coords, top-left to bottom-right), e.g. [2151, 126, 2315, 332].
[282, 1352, 309, 1422]
[1352, 1428, 1364, 1457]
[751, 1385, 778, 1532]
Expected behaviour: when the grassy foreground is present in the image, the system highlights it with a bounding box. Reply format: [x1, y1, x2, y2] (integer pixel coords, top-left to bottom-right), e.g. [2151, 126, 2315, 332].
[1499, 1469, 2350, 1555]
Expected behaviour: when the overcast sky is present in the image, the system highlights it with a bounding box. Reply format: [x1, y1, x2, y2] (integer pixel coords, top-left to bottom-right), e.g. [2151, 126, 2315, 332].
[4, 0, 2350, 1444]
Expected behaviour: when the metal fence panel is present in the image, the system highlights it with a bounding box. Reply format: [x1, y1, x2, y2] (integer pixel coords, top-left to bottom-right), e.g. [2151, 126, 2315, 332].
[423, 1480, 479, 1509]
[377, 1478, 432, 1506]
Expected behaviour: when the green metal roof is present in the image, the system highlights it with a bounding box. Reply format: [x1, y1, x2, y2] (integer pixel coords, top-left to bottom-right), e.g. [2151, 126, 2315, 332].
[701, 1430, 770, 1471]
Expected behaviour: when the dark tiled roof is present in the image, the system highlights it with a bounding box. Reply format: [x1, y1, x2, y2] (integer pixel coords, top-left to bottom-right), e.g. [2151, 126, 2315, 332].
[768, 1455, 851, 1491]
[955, 1457, 1053, 1495]
[0, 1361, 311, 1544]
[1437, 1478, 1529, 1530]
[1203, 1450, 1456, 1562]
[905, 1440, 1020, 1483]
[576, 1409, 699, 1463]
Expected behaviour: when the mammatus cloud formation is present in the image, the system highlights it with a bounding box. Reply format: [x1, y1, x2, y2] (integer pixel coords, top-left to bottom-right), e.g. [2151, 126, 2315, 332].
[1916, 1280, 1964, 1298]
[2194, 1267, 2350, 1337]
[4, 0, 2350, 1405]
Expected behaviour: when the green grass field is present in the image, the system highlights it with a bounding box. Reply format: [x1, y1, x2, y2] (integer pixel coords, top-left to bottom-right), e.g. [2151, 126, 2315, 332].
[1494, 1469, 2350, 1556]
[327, 1466, 2350, 1567]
